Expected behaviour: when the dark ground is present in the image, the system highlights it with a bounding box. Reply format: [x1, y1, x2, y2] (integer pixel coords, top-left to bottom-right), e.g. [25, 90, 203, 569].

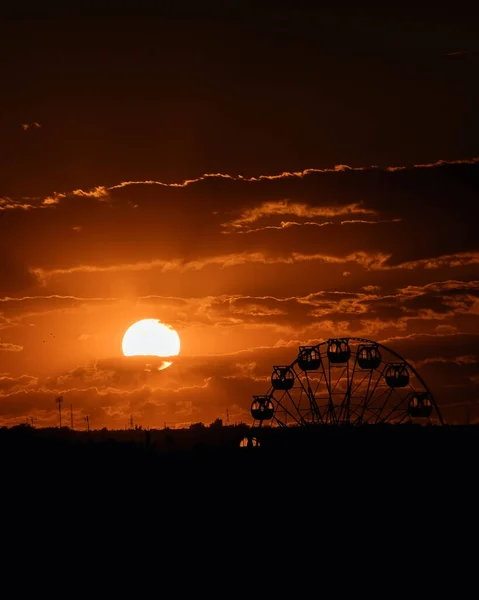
[1, 422, 475, 546]
[2, 422, 477, 488]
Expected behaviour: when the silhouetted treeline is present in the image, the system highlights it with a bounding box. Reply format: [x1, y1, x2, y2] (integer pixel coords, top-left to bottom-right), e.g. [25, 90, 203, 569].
[2, 421, 479, 474]
[0, 421, 250, 453]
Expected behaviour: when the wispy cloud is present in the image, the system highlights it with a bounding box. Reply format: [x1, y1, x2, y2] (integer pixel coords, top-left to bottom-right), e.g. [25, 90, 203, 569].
[31, 250, 479, 280]
[444, 50, 469, 56]
[105, 157, 479, 190]
[397, 280, 479, 297]
[221, 217, 403, 234]
[32, 252, 297, 279]
[222, 219, 334, 234]
[417, 355, 478, 367]
[0, 197, 37, 211]
[33, 251, 394, 280]
[21, 122, 41, 131]
[398, 253, 479, 270]
[221, 200, 378, 232]
[42, 186, 109, 206]
[11, 155, 475, 210]
[0, 294, 116, 303]
[0, 343, 23, 352]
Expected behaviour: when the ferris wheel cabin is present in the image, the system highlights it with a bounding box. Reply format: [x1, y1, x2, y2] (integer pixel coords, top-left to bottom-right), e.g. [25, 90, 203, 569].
[357, 344, 382, 369]
[250, 395, 275, 421]
[297, 346, 321, 370]
[385, 363, 410, 388]
[327, 339, 351, 363]
[408, 393, 433, 418]
[271, 366, 295, 390]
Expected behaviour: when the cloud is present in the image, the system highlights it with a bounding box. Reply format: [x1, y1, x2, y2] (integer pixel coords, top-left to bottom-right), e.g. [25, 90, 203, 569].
[0, 295, 117, 325]
[416, 355, 478, 367]
[0, 343, 23, 352]
[0, 197, 37, 211]
[221, 200, 378, 232]
[396, 253, 479, 270]
[36, 249, 478, 281]
[83, 156, 479, 196]
[444, 50, 470, 56]
[221, 217, 402, 235]
[0, 374, 37, 392]
[397, 280, 479, 297]
[0, 155, 475, 213]
[42, 186, 109, 206]
[222, 219, 336, 235]
[21, 122, 41, 131]
[31, 252, 292, 279]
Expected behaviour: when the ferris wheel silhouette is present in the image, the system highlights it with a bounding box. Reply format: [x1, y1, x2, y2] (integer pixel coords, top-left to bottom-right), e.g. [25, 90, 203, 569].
[250, 337, 443, 428]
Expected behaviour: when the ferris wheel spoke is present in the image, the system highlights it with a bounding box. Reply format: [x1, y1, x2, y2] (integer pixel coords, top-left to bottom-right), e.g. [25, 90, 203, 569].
[343, 354, 359, 423]
[374, 387, 397, 423]
[362, 365, 387, 415]
[351, 369, 372, 397]
[378, 389, 412, 423]
[354, 367, 384, 424]
[302, 371, 324, 423]
[284, 389, 304, 423]
[352, 370, 374, 425]
[274, 390, 304, 426]
[319, 357, 337, 424]
[363, 387, 392, 424]
[396, 410, 412, 425]
[329, 365, 350, 423]
[329, 366, 347, 394]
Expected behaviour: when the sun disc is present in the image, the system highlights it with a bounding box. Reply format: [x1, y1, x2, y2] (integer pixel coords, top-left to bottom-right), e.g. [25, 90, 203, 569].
[122, 319, 180, 359]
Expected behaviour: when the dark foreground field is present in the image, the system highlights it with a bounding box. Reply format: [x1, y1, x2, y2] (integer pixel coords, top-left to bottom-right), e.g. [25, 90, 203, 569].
[2, 422, 477, 487]
[2, 423, 477, 539]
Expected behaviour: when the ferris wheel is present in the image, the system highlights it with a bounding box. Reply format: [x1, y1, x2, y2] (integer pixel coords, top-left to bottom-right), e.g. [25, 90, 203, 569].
[250, 337, 443, 427]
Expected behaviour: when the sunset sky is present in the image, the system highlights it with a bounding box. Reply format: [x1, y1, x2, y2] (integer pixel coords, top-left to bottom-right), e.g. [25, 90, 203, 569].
[1, 5, 478, 428]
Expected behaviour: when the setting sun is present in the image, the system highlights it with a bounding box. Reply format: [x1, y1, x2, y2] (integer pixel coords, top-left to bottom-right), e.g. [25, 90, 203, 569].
[122, 319, 180, 359]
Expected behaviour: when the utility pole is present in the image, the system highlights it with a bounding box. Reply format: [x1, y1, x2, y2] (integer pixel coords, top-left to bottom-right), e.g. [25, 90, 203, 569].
[56, 396, 63, 428]
[70, 404, 74, 429]
[84, 415, 90, 432]
[226, 408, 230, 425]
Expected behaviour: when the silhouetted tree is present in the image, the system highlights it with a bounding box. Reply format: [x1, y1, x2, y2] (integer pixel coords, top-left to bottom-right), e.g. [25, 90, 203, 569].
[189, 422, 205, 431]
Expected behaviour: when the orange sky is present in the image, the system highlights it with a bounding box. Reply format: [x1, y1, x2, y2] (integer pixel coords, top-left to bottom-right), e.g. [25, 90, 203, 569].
[1, 7, 478, 428]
